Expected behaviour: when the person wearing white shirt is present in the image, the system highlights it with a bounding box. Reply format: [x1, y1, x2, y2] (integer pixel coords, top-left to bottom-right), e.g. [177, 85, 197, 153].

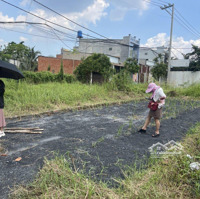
[138, 83, 166, 137]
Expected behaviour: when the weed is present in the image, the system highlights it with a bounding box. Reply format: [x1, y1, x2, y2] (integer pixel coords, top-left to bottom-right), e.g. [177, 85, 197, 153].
[116, 124, 125, 137]
[92, 136, 105, 148]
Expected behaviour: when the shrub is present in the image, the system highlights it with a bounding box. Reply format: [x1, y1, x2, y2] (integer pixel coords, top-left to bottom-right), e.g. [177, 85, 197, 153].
[23, 71, 76, 84]
[124, 58, 140, 74]
[106, 70, 137, 92]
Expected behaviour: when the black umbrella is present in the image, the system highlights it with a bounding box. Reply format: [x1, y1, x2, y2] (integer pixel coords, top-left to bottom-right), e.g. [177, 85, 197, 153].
[0, 60, 24, 80]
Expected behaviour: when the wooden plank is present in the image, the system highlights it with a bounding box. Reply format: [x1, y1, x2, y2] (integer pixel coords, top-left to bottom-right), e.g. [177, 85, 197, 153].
[5, 130, 42, 134]
[5, 127, 44, 131]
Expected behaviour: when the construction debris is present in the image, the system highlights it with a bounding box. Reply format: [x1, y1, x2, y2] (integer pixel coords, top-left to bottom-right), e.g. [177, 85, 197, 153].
[4, 127, 43, 134]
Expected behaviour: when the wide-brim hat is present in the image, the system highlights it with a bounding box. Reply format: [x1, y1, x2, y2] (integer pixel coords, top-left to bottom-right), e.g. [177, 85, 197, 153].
[145, 83, 156, 93]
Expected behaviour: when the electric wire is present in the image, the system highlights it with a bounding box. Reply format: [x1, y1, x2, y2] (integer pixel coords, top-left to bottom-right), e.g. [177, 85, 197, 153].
[33, 0, 110, 40]
[0, 25, 76, 42]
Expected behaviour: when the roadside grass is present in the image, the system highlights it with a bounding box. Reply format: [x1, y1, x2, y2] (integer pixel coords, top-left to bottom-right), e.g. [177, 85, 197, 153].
[10, 155, 118, 199]
[162, 83, 200, 98]
[3, 80, 146, 117]
[0, 143, 4, 153]
[177, 83, 200, 97]
[4, 79, 200, 118]
[10, 123, 200, 199]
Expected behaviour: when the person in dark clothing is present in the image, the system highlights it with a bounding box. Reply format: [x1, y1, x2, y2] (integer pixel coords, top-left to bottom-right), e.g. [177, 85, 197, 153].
[0, 80, 6, 137]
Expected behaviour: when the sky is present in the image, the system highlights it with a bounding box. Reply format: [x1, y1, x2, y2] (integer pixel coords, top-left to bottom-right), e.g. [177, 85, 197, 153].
[0, 0, 200, 59]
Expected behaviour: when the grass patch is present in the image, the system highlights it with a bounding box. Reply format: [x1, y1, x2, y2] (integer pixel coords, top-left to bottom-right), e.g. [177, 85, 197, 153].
[4, 79, 200, 117]
[0, 143, 4, 154]
[10, 124, 200, 199]
[10, 155, 118, 199]
[178, 84, 200, 97]
[3, 80, 146, 117]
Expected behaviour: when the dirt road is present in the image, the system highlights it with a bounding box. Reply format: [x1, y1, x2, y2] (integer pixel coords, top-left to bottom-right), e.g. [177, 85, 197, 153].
[0, 100, 200, 198]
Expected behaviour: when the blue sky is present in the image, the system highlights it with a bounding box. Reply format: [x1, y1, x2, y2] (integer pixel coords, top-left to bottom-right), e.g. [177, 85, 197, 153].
[0, 0, 200, 58]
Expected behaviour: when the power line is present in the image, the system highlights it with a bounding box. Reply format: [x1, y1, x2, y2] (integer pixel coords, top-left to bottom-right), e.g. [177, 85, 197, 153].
[48, 25, 72, 50]
[156, 0, 169, 4]
[0, 23, 194, 58]
[162, 6, 200, 39]
[0, 0, 142, 50]
[0, 21, 77, 40]
[33, 0, 110, 40]
[175, 8, 200, 36]
[170, 10, 200, 38]
[0, 25, 76, 42]
[0, 0, 95, 37]
[32, 0, 144, 49]
[143, 0, 164, 7]
[0, 20, 140, 50]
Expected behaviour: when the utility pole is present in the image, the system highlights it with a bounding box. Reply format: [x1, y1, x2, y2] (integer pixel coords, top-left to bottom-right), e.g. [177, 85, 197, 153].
[160, 3, 174, 83]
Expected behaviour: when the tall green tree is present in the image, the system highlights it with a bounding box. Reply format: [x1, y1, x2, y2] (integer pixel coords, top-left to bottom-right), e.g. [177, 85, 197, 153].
[74, 53, 113, 83]
[185, 45, 200, 71]
[21, 47, 41, 71]
[0, 42, 40, 71]
[151, 56, 168, 81]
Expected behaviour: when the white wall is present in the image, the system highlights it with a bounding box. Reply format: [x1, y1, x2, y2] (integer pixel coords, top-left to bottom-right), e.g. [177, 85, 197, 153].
[107, 55, 119, 64]
[168, 71, 200, 87]
[9, 59, 20, 68]
[171, 59, 189, 67]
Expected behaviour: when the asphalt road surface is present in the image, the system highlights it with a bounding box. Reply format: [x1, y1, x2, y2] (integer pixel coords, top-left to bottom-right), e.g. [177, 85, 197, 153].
[0, 101, 200, 198]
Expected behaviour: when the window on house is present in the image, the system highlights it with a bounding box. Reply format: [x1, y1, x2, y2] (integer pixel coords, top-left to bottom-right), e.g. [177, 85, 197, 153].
[145, 52, 148, 55]
[109, 48, 112, 51]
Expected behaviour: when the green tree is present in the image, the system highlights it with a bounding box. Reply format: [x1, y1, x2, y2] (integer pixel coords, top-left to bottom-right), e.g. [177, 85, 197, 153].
[151, 56, 168, 81]
[185, 45, 200, 71]
[21, 47, 41, 71]
[124, 58, 140, 74]
[74, 53, 113, 83]
[0, 42, 40, 71]
[58, 60, 64, 80]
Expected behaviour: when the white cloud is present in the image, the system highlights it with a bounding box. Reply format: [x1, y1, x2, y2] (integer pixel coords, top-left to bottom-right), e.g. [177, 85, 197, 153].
[1, 0, 109, 33]
[142, 33, 200, 59]
[19, 36, 28, 41]
[28, 0, 109, 24]
[73, 0, 109, 24]
[20, 0, 31, 7]
[16, 15, 27, 21]
[143, 33, 169, 47]
[109, 0, 149, 21]
[0, 12, 14, 22]
[0, 12, 15, 29]
[0, 12, 27, 30]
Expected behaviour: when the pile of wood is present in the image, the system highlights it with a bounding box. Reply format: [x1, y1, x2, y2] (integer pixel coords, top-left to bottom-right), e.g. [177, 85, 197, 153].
[4, 127, 44, 134]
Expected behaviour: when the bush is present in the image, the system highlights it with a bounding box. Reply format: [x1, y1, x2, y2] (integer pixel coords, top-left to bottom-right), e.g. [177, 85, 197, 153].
[74, 53, 113, 83]
[105, 70, 145, 93]
[111, 71, 133, 91]
[23, 71, 76, 84]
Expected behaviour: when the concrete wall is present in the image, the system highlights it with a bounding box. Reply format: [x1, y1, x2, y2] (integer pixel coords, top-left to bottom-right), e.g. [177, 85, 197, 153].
[170, 59, 189, 67]
[78, 39, 122, 59]
[139, 47, 167, 61]
[62, 50, 90, 61]
[38, 56, 81, 74]
[77, 35, 140, 64]
[107, 55, 119, 64]
[168, 71, 200, 87]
